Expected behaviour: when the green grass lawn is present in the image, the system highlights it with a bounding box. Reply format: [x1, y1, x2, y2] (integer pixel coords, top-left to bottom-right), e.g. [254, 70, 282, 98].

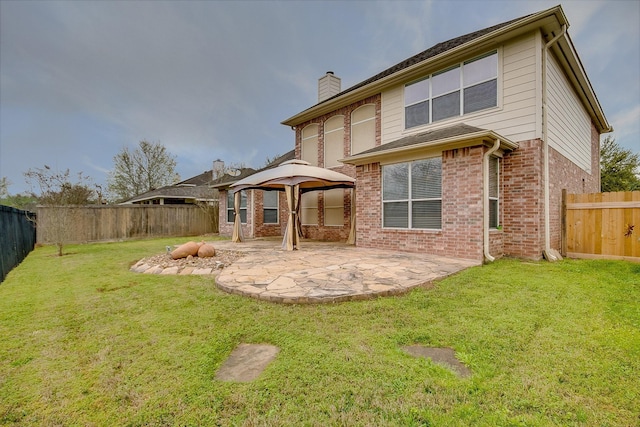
[1, 238, 638, 426]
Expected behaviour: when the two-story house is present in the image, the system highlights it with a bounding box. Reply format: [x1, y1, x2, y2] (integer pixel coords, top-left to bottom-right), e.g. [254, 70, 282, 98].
[221, 5, 611, 261]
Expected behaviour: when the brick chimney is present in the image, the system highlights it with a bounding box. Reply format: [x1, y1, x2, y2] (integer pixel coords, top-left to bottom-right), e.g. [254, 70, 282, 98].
[318, 71, 341, 102]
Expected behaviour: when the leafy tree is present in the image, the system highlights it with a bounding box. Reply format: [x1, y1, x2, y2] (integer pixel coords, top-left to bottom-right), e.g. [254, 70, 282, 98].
[107, 140, 178, 201]
[24, 166, 98, 256]
[600, 136, 640, 192]
[0, 193, 39, 211]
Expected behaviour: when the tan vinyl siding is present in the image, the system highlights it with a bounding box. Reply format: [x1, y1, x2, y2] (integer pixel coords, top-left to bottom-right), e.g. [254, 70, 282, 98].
[380, 33, 539, 144]
[381, 86, 403, 142]
[546, 51, 592, 172]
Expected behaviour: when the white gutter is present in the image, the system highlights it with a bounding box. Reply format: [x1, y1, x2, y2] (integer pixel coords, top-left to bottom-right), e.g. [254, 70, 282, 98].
[541, 24, 567, 255]
[483, 138, 501, 262]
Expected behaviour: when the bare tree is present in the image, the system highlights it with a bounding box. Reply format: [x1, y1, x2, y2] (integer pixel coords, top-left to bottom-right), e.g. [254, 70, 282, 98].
[24, 166, 97, 256]
[107, 140, 178, 201]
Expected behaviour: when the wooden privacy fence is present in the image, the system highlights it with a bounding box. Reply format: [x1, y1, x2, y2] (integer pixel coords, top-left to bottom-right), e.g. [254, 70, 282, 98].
[563, 190, 640, 262]
[0, 205, 37, 282]
[36, 204, 218, 244]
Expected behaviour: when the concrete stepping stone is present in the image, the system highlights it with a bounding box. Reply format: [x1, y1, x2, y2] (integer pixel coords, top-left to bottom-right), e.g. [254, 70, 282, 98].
[402, 345, 472, 378]
[215, 344, 279, 382]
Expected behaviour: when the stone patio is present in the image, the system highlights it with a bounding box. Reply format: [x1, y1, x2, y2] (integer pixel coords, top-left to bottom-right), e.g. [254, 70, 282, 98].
[212, 239, 480, 304]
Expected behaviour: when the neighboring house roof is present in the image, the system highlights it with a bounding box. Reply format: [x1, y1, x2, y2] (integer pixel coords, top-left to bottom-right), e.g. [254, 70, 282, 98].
[342, 123, 517, 166]
[212, 150, 297, 191]
[120, 170, 219, 204]
[210, 168, 258, 190]
[282, 5, 610, 133]
[261, 150, 296, 170]
[122, 183, 218, 204]
[176, 170, 214, 186]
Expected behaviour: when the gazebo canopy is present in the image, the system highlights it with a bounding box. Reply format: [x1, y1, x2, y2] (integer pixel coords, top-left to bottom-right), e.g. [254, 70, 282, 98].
[229, 160, 356, 250]
[230, 159, 355, 192]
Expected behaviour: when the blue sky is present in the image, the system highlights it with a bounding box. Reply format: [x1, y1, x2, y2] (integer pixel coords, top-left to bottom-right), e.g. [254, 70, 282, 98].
[1, 0, 638, 196]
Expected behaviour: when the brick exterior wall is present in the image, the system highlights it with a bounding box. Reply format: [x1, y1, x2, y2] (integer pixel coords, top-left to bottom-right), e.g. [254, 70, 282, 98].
[355, 146, 487, 261]
[252, 190, 288, 237]
[501, 122, 600, 259]
[502, 139, 544, 258]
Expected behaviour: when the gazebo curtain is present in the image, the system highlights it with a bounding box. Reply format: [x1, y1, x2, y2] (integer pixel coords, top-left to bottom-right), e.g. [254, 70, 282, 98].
[346, 187, 356, 245]
[231, 190, 244, 243]
[282, 184, 300, 250]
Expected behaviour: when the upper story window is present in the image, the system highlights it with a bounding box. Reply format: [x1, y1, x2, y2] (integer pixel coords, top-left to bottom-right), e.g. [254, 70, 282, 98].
[263, 190, 279, 224]
[301, 124, 319, 166]
[227, 190, 247, 223]
[382, 157, 442, 229]
[405, 51, 498, 129]
[324, 116, 344, 168]
[351, 104, 376, 155]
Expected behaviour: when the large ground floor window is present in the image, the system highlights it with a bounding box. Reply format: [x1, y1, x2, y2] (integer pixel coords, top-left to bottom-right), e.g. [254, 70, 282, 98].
[382, 157, 442, 229]
[263, 190, 279, 224]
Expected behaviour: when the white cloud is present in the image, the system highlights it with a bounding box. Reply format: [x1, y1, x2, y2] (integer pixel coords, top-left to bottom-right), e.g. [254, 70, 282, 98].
[611, 105, 640, 139]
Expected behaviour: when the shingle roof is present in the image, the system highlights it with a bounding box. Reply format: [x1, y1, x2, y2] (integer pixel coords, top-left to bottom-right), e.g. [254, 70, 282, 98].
[209, 167, 258, 189]
[342, 123, 518, 165]
[177, 170, 213, 186]
[355, 123, 486, 157]
[261, 150, 296, 170]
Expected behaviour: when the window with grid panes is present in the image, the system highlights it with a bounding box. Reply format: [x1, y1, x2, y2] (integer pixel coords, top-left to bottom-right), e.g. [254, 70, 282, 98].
[263, 190, 278, 224]
[404, 51, 497, 129]
[382, 158, 442, 229]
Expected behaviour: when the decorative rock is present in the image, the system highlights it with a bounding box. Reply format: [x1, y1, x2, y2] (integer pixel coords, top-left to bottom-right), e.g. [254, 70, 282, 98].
[198, 243, 216, 258]
[170, 241, 202, 259]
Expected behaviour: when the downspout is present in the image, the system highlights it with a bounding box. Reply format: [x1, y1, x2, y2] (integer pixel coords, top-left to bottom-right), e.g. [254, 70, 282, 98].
[542, 25, 567, 255]
[483, 138, 501, 262]
[250, 190, 255, 238]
